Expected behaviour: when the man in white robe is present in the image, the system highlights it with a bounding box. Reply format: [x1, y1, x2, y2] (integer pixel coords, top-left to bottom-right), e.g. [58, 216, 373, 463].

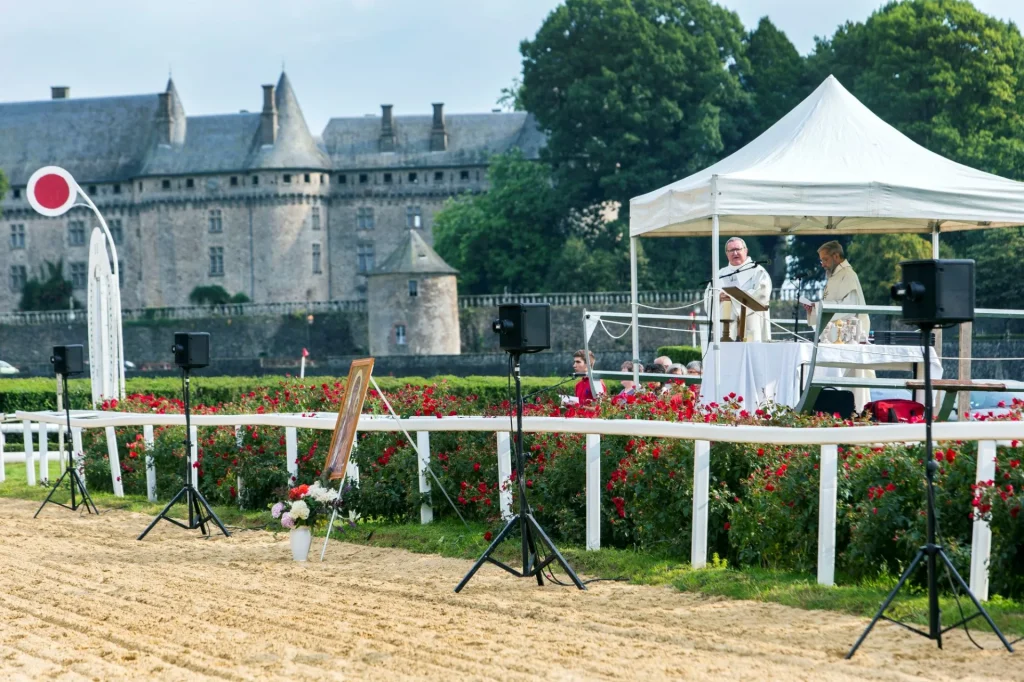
[803, 240, 874, 411]
[704, 237, 772, 343]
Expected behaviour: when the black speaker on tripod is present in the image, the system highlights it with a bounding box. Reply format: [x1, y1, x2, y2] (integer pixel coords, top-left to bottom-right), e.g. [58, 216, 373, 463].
[138, 332, 228, 540]
[848, 259, 1013, 657]
[456, 303, 584, 592]
[34, 345, 98, 517]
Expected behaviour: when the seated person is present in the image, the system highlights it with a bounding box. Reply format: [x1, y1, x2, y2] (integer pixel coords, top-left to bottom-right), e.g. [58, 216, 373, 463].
[642, 363, 667, 392]
[653, 355, 673, 371]
[667, 363, 686, 387]
[570, 349, 606, 405]
[686, 360, 702, 375]
[614, 360, 642, 403]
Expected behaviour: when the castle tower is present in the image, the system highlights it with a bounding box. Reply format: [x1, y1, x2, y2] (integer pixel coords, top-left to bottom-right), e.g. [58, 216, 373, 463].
[367, 230, 460, 356]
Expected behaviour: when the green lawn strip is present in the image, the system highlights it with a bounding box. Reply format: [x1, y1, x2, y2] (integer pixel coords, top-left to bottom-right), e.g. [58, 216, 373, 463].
[3, 463, 1022, 639]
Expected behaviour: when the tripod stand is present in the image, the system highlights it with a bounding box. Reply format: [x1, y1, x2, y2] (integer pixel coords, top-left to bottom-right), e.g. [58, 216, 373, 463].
[35, 373, 98, 517]
[847, 324, 1013, 657]
[455, 353, 585, 592]
[138, 368, 229, 540]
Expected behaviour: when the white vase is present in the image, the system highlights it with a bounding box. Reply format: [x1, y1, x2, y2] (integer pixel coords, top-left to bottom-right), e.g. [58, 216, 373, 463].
[290, 526, 312, 561]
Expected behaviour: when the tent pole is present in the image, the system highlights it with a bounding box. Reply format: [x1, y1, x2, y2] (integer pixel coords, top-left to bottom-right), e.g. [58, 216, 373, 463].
[630, 237, 641, 385]
[712, 214, 721, 402]
[931, 227, 943, 416]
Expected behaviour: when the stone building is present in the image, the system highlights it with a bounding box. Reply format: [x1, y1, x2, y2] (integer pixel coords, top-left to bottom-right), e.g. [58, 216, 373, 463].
[367, 230, 460, 356]
[0, 74, 544, 313]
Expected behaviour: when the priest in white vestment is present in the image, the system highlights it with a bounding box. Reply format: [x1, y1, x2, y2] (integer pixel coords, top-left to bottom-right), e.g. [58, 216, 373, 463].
[703, 237, 773, 344]
[804, 240, 874, 411]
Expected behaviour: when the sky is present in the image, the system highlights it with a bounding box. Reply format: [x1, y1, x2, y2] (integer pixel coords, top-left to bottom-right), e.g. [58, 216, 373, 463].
[1, 0, 1022, 134]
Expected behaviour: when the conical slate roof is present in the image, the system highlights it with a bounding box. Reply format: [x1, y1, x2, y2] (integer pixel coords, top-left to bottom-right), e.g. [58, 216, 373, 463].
[370, 230, 458, 276]
[248, 72, 330, 169]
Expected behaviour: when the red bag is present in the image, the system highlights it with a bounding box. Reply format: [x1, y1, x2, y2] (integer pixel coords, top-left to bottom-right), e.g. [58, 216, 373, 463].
[864, 399, 924, 423]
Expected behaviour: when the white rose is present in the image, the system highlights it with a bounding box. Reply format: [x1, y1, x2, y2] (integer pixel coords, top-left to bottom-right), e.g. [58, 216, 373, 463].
[290, 500, 310, 520]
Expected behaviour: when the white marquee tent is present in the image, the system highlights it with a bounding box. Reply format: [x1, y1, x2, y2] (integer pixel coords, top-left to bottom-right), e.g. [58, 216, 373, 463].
[626, 75, 1024, 397]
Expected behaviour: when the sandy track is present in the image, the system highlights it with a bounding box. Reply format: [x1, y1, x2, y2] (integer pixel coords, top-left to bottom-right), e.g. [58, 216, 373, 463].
[0, 499, 1019, 681]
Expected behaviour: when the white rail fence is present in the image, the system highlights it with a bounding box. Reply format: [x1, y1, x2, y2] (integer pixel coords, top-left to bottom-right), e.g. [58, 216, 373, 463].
[6, 410, 1019, 600]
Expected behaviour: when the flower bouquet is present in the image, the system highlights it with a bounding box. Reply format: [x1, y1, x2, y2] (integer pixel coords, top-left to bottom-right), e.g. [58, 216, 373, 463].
[272, 481, 340, 561]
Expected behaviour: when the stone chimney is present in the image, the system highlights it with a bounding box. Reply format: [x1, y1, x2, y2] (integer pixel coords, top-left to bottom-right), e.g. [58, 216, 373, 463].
[379, 104, 397, 152]
[430, 102, 448, 152]
[51, 86, 70, 99]
[260, 84, 277, 145]
[156, 92, 174, 145]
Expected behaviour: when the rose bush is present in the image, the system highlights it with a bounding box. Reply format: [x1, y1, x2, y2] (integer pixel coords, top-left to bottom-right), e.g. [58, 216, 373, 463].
[76, 378, 1024, 597]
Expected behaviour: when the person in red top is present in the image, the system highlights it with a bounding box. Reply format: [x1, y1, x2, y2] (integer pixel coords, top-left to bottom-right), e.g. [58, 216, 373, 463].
[572, 349, 606, 405]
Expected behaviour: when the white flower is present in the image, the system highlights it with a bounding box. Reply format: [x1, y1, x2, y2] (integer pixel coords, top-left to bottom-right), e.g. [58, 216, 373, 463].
[307, 482, 339, 504]
[290, 500, 310, 520]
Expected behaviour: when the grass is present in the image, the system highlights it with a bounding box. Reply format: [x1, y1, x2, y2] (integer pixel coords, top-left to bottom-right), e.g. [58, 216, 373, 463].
[2, 461, 1022, 639]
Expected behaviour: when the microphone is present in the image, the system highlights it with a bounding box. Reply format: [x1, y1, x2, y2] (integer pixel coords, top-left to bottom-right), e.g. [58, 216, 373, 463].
[754, 258, 771, 266]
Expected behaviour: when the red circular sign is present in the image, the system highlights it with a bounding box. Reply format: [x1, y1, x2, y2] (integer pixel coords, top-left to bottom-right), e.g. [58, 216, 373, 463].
[33, 173, 72, 210]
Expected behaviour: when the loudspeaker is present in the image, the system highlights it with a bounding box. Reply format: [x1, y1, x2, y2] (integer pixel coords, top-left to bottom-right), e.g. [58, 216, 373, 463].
[492, 303, 551, 354]
[892, 259, 975, 326]
[172, 332, 210, 369]
[51, 345, 84, 376]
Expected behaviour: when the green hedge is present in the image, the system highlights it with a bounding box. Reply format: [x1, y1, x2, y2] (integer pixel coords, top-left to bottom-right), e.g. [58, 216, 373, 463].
[655, 345, 702, 366]
[0, 374, 613, 414]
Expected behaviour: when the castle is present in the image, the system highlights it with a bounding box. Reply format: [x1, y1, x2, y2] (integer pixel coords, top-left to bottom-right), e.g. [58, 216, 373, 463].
[0, 74, 544, 328]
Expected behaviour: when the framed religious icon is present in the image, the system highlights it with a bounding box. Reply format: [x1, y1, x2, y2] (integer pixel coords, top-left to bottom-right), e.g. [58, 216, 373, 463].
[324, 358, 374, 481]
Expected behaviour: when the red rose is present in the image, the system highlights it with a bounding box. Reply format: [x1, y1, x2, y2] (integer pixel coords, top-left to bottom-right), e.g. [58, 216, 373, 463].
[473, 462, 481, 472]
[484, 531, 493, 541]
[724, 522, 731, 530]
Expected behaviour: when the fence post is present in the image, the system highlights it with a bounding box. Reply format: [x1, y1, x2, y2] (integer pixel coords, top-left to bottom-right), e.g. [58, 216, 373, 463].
[189, 425, 199, 489]
[105, 426, 124, 497]
[417, 431, 433, 524]
[72, 428, 85, 491]
[970, 440, 997, 600]
[817, 444, 839, 586]
[143, 425, 156, 502]
[38, 425, 50, 484]
[285, 427, 298, 485]
[23, 420, 35, 487]
[496, 431, 513, 521]
[585, 434, 601, 551]
[691, 440, 710, 568]
[0, 430, 5, 482]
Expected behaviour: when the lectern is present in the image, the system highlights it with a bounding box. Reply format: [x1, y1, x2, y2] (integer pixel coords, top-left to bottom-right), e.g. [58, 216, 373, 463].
[723, 286, 768, 341]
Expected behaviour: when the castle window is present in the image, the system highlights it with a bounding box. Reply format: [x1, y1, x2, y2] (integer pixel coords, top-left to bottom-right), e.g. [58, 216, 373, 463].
[252, 175, 259, 186]
[68, 220, 86, 246]
[113, 184, 121, 195]
[9, 224, 25, 249]
[10, 265, 27, 292]
[408, 280, 417, 297]
[186, 178, 195, 189]
[88, 185, 97, 195]
[304, 173, 311, 183]
[312, 243, 322, 274]
[383, 173, 393, 184]
[12, 188, 21, 199]
[208, 209, 223, 234]
[70, 262, 87, 289]
[209, 247, 224, 276]
[320, 174, 325, 183]
[459, 170, 470, 181]
[395, 324, 407, 346]
[230, 176, 238, 187]
[357, 207, 375, 230]
[138, 182, 143, 191]
[406, 206, 422, 229]
[359, 174, 368, 184]
[338, 174, 347, 185]
[283, 174, 292, 184]
[161, 179, 171, 190]
[408, 172, 418, 184]
[434, 171, 444, 182]
[311, 206, 321, 231]
[357, 243, 375, 273]
[109, 219, 123, 245]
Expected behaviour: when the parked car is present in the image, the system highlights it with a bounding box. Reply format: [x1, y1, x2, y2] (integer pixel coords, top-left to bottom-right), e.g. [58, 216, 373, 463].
[0, 360, 19, 376]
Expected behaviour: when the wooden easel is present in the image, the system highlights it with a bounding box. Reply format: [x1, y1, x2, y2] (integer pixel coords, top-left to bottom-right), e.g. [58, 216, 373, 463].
[723, 286, 769, 341]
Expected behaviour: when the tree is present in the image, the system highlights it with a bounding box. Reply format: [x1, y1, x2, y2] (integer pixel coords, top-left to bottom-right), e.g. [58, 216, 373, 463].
[519, 0, 750, 213]
[190, 285, 233, 305]
[19, 260, 76, 311]
[739, 17, 812, 141]
[846, 234, 933, 304]
[433, 150, 566, 294]
[967, 228, 1024, 308]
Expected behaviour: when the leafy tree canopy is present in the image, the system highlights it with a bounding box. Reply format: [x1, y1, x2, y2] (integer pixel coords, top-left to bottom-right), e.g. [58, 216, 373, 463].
[19, 260, 77, 312]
